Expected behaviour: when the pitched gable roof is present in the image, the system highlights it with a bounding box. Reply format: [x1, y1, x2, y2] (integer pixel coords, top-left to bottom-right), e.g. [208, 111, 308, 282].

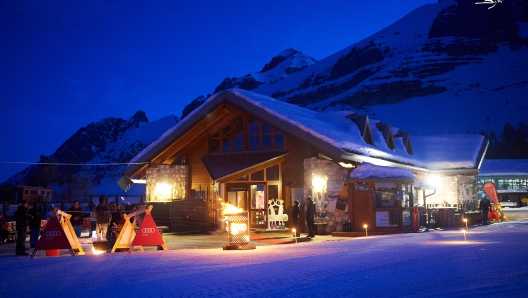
[394, 131, 413, 155]
[346, 113, 375, 145]
[126, 89, 487, 177]
[375, 122, 395, 150]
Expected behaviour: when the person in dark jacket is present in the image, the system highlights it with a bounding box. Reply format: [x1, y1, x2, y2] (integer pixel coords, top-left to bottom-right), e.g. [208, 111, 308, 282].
[15, 200, 31, 255]
[28, 202, 43, 248]
[107, 202, 122, 251]
[67, 201, 84, 238]
[305, 197, 316, 238]
[291, 200, 300, 237]
[92, 196, 111, 241]
[480, 196, 492, 225]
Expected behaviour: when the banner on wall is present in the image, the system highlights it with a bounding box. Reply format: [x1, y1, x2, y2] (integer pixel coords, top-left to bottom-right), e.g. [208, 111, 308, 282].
[334, 185, 348, 212]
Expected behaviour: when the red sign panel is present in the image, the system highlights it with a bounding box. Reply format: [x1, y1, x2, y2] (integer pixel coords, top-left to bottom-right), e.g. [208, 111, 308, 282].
[35, 216, 71, 250]
[131, 213, 164, 247]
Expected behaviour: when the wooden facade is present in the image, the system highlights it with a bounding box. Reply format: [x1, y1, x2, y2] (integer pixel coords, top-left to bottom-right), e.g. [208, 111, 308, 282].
[124, 90, 487, 234]
[126, 97, 326, 232]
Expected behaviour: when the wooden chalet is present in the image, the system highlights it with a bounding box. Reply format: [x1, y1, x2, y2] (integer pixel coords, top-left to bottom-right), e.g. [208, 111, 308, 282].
[122, 89, 488, 234]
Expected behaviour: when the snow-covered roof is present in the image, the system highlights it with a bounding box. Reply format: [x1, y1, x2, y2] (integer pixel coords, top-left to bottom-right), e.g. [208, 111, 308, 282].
[478, 159, 528, 176]
[347, 162, 416, 180]
[128, 89, 486, 175]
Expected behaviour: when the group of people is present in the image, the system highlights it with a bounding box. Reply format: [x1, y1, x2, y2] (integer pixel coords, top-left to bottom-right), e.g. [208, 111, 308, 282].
[11, 200, 80, 255]
[9, 196, 142, 256]
[12, 200, 47, 255]
[92, 195, 141, 251]
[290, 196, 317, 238]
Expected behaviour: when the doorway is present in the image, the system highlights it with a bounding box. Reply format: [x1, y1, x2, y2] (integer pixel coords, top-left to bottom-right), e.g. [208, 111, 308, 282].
[226, 183, 268, 229]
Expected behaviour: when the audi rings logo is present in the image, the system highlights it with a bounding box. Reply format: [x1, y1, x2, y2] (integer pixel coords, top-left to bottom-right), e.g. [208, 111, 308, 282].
[142, 228, 156, 233]
[46, 231, 62, 237]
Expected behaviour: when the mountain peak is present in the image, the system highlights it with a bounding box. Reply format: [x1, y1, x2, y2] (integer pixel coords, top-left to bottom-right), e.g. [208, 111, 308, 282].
[260, 48, 305, 73]
[130, 110, 149, 123]
[211, 48, 317, 94]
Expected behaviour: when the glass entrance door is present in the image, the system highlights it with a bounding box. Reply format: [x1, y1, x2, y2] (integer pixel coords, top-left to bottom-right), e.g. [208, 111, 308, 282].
[249, 184, 267, 228]
[226, 187, 248, 211]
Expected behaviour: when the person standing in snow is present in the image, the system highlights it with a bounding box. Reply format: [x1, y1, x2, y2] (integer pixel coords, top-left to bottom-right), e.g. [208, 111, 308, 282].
[28, 202, 43, 248]
[480, 196, 492, 225]
[14, 200, 31, 255]
[67, 201, 84, 238]
[92, 196, 111, 241]
[305, 197, 316, 238]
[107, 202, 122, 251]
[291, 200, 300, 237]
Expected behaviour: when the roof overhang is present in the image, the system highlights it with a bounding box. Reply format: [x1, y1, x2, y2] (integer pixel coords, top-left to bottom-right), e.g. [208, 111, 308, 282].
[201, 151, 288, 182]
[340, 152, 428, 174]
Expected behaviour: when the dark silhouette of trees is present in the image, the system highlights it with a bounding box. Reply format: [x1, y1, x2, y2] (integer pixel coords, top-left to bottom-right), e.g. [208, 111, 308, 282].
[481, 122, 528, 159]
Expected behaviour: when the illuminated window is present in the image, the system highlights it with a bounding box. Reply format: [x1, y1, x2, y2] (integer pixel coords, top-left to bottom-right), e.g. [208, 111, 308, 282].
[209, 116, 284, 153]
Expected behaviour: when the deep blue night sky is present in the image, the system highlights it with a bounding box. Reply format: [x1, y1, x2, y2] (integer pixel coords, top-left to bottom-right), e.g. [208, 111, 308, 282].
[0, 0, 436, 182]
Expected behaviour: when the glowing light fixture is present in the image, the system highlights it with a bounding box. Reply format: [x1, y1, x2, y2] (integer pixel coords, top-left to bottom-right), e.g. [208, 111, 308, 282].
[363, 224, 368, 237]
[156, 182, 172, 196]
[312, 175, 327, 193]
[426, 174, 442, 189]
[463, 218, 468, 231]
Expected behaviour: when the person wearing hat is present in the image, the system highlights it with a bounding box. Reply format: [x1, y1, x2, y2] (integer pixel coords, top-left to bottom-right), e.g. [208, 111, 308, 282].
[305, 196, 316, 238]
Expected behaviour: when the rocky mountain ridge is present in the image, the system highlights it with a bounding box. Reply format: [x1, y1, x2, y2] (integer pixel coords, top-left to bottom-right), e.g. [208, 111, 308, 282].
[187, 0, 528, 136]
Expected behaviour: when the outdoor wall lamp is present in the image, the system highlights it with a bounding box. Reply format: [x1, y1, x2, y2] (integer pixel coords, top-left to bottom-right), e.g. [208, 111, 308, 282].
[312, 175, 327, 194]
[154, 181, 173, 202]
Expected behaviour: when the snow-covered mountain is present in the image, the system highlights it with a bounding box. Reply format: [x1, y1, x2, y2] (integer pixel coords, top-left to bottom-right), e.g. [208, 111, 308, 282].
[181, 48, 318, 119]
[3, 0, 527, 197]
[188, 0, 528, 136]
[2, 111, 178, 199]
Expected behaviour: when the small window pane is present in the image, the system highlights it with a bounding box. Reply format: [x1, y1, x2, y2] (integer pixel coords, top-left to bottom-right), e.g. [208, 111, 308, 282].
[251, 170, 264, 181]
[262, 123, 271, 133]
[266, 164, 279, 181]
[222, 125, 231, 137]
[274, 133, 284, 148]
[222, 138, 231, 151]
[262, 135, 271, 149]
[234, 136, 244, 151]
[249, 120, 259, 134]
[210, 133, 219, 153]
[267, 185, 278, 200]
[233, 117, 243, 134]
[235, 175, 249, 181]
[249, 135, 259, 150]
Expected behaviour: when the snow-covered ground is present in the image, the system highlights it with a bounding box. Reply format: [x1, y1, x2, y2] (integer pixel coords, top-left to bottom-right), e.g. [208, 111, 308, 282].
[2, 212, 528, 297]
